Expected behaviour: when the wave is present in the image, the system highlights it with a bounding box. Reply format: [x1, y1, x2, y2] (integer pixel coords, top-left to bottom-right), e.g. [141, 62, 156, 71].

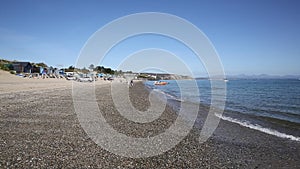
[144, 81, 300, 142]
[215, 114, 300, 142]
[144, 83, 184, 102]
[152, 89, 184, 102]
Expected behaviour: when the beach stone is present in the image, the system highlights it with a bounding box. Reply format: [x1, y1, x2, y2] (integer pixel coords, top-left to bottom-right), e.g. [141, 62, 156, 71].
[0, 82, 299, 168]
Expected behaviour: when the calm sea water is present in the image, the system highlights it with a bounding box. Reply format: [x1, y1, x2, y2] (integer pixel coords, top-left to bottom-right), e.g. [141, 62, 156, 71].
[145, 79, 300, 141]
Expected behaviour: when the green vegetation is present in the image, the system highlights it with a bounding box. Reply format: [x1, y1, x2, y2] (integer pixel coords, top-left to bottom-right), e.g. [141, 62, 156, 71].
[64, 64, 118, 75]
[94, 65, 115, 74]
[0, 59, 14, 71]
[0, 58, 121, 76]
[65, 66, 75, 72]
[0, 59, 48, 72]
[35, 62, 48, 68]
[137, 74, 148, 79]
[137, 74, 160, 80]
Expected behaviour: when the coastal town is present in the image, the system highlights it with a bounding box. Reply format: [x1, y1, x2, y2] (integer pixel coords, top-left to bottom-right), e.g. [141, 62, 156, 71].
[0, 59, 192, 82]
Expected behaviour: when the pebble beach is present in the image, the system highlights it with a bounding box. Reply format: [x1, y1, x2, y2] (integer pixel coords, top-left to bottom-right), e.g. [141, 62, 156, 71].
[0, 70, 299, 168]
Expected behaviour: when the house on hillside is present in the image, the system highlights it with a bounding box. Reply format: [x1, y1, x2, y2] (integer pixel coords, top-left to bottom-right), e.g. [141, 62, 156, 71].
[12, 62, 33, 73]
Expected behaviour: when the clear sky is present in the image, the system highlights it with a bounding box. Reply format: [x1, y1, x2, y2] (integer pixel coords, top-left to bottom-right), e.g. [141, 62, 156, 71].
[0, 0, 299, 76]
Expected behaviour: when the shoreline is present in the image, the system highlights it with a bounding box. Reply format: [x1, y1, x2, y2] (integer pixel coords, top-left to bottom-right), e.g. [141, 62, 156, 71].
[0, 78, 299, 168]
[165, 96, 300, 142]
[133, 82, 300, 167]
[144, 80, 300, 141]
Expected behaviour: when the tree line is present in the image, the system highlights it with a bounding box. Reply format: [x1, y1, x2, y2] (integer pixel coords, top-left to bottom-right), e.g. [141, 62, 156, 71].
[65, 64, 124, 75]
[0, 59, 125, 75]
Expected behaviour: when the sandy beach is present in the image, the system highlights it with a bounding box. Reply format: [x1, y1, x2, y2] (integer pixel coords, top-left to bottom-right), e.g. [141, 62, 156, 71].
[0, 70, 299, 168]
[0, 70, 73, 93]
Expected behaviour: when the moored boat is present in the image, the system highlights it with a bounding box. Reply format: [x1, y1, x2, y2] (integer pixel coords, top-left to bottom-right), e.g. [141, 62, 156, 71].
[154, 81, 168, 85]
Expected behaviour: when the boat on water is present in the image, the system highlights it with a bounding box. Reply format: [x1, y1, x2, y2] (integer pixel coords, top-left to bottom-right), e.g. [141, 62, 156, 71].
[154, 81, 168, 85]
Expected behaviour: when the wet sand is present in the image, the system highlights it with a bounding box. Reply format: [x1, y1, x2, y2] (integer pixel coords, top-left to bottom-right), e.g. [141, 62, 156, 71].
[0, 71, 299, 168]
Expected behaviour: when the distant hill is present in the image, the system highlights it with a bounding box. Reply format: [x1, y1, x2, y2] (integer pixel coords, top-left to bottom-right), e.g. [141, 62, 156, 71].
[227, 74, 300, 80]
[195, 74, 300, 80]
[137, 73, 193, 80]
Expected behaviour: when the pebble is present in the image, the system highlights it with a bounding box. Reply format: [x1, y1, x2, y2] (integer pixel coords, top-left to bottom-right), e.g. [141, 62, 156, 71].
[0, 82, 299, 168]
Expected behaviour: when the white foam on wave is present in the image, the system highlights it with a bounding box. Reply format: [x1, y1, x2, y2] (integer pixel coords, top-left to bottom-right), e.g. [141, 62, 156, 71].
[215, 114, 300, 142]
[153, 89, 184, 102]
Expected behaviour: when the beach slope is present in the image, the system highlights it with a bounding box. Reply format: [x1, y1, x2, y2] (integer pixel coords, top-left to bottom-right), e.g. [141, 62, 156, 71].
[0, 71, 299, 168]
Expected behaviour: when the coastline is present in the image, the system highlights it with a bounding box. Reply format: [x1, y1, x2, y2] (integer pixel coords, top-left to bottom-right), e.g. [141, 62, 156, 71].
[0, 77, 299, 168]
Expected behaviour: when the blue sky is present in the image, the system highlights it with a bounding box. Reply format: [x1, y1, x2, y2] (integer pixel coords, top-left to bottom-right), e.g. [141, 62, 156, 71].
[0, 0, 299, 76]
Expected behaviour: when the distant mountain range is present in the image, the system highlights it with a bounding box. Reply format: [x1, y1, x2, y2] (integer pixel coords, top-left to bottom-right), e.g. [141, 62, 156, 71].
[226, 74, 300, 79]
[196, 74, 300, 80]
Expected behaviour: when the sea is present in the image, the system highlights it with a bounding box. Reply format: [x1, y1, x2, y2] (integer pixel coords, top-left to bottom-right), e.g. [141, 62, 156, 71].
[145, 79, 300, 141]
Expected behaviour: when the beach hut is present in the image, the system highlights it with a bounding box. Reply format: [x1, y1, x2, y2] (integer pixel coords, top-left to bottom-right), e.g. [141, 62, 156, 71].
[12, 62, 32, 73]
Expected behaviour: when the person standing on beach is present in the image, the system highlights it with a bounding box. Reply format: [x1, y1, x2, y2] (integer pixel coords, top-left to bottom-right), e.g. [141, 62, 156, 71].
[130, 80, 134, 87]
